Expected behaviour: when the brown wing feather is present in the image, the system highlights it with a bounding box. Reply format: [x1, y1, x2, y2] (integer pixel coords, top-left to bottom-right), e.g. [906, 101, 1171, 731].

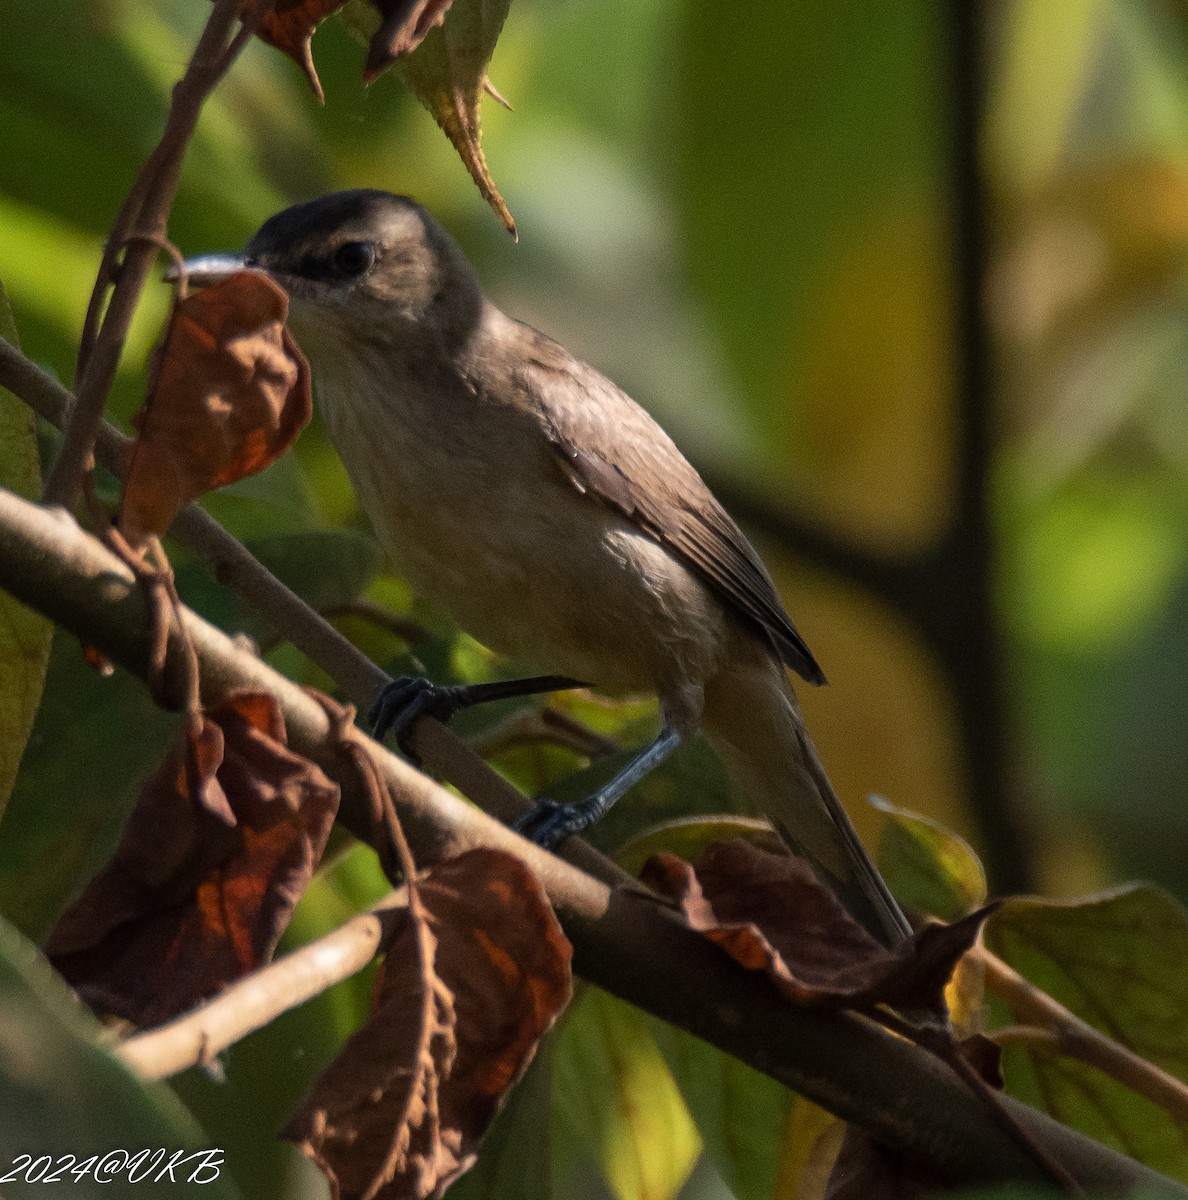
[517, 331, 826, 686]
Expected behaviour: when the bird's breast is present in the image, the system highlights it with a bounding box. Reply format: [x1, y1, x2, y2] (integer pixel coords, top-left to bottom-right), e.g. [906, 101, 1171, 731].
[311, 350, 730, 697]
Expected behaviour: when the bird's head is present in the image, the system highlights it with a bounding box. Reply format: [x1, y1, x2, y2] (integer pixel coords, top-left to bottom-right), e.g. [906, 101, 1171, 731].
[181, 190, 484, 358]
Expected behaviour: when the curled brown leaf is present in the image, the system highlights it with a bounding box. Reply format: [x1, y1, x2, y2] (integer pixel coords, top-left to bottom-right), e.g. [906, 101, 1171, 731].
[284, 848, 572, 1200]
[44, 691, 338, 1026]
[641, 839, 997, 1017]
[119, 270, 311, 551]
[253, 1, 349, 100]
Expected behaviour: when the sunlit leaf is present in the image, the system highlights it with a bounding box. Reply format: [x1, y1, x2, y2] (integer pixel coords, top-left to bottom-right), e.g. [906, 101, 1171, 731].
[552, 987, 700, 1200]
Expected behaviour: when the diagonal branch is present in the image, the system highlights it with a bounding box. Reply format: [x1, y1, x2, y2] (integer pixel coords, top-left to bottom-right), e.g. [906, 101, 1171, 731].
[0, 488, 1184, 1197]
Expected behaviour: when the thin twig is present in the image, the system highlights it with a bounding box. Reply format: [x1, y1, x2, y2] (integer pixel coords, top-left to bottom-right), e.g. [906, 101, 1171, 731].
[466, 704, 619, 760]
[319, 600, 431, 648]
[980, 946, 1188, 1123]
[44, 0, 250, 509]
[118, 890, 409, 1079]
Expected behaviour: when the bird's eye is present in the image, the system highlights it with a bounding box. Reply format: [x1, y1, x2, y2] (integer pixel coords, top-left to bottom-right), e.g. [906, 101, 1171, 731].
[334, 241, 375, 277]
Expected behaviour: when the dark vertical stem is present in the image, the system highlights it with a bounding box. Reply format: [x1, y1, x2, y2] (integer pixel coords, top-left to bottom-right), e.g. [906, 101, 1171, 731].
[947, 1, 1032, 892]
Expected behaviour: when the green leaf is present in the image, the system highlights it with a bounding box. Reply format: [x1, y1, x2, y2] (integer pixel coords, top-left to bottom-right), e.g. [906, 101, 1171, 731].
[0, 281, 51, 821]
[0, 635, 176, 939]
[342, 0, 515, 233]
[172, 527, 381, 646]
[443, 1041, 554, 1200]
[0, 916, 241, 1197]
[987, 886, 1188, 1181]
[614, 815, 779, 878]
[551, 988, 700, 1200]
[872, 796, 987, 921]
[648, 1020, 796, 1200]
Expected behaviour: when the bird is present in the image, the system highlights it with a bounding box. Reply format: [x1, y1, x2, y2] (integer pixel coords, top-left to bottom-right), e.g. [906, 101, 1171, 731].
[181, 189, 912, 946]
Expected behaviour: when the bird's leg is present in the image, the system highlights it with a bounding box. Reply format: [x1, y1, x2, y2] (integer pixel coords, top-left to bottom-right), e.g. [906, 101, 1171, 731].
[514, 726, 684, 849]
[370, 674, 588, 754]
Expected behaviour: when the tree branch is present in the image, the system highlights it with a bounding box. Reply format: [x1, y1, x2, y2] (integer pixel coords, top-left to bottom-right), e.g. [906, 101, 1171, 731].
[981, 947, 1188, 1123]
[0, 489, 1183, 1196]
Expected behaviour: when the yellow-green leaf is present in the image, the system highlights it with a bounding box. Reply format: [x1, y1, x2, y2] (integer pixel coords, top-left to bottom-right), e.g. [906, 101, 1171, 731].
[987, 886, 1188, 1181]
[873, 796, 988, 921]
[649, 1018, 796, 1200]
[553, 988, 700, 1200]
[0, 280, 51, 820]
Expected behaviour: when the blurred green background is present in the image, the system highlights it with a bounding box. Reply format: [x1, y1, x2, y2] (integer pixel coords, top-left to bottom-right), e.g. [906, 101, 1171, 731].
[3, 1, 1188, 1197]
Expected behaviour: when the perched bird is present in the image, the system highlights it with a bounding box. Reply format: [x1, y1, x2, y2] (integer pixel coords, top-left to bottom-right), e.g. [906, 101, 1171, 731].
[183, 190, 911, 945]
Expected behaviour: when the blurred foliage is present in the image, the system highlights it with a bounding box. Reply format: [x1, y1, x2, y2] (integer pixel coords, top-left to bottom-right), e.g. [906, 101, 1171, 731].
[0, 916, 242, 1197]
[3, 0, 1188, 1197]
[0, 281, 51, 819]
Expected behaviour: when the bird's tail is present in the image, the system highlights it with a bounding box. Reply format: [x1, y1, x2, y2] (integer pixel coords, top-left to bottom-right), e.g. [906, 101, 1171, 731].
[702, 653, 912, 947]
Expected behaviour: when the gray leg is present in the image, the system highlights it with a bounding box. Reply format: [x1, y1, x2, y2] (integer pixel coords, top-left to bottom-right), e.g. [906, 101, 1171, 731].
[513, 726, 683, 848]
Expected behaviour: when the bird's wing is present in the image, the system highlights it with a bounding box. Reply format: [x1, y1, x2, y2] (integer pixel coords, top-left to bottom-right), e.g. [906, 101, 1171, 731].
[515, 329, 826, 685]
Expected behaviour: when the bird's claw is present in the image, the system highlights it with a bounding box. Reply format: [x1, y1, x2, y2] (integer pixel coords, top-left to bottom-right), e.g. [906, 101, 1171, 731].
[369, 676, 465, 756]
[512, 798, 592, 849]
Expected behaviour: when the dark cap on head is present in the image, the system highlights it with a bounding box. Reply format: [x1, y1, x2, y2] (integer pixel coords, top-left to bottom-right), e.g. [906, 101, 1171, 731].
[245, 190, 430, 284]
[241, 189, 483, 345]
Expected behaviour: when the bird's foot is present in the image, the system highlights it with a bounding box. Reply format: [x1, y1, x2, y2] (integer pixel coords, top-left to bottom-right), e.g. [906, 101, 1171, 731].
[369, 677, 469, 757]
[370, 674, 590, 758]
[512, 798, 602, 849]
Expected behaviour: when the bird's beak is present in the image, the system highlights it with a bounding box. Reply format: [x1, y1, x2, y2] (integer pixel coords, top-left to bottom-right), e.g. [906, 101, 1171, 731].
[164, 253, 250, 286]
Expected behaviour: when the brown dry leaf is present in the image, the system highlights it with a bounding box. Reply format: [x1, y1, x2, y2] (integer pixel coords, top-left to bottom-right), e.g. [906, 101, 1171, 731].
[252, 0, 349, 100]
[284, 848, 572, 1200]
[247, 2, 451, 101]
[44, 691, 338, 1026]
[641, 840, 995, 1016]
[119, 270, 311, 551]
